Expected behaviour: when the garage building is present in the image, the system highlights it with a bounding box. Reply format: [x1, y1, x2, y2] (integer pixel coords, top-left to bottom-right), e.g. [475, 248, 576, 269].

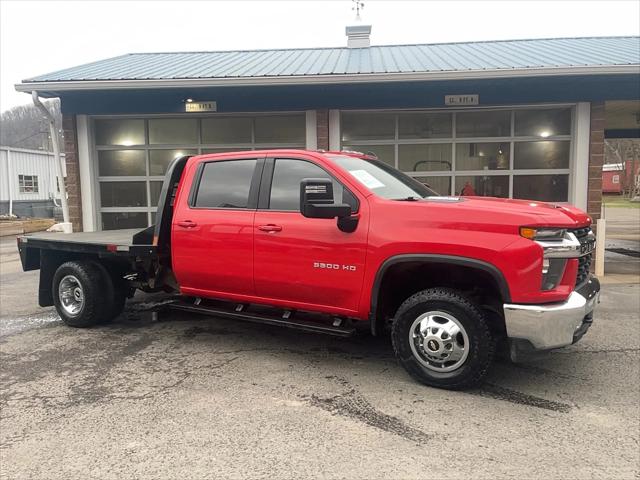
[14, 31, 640, 231]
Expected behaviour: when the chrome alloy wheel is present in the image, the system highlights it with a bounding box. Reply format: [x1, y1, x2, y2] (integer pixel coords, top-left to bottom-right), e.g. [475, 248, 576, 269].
[409, 311, 470, 372]
[58, 275, 85, 316]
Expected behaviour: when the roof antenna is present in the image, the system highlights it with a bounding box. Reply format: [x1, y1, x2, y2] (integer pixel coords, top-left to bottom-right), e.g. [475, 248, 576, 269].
[352, 0, 364, 21]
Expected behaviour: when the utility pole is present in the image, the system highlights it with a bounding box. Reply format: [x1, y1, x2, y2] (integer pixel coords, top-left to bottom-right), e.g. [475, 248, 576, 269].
[32, 92, 72, 232]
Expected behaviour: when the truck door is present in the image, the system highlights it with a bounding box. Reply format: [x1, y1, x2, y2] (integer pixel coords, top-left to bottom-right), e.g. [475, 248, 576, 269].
[172, 156, 263, 299]
[253, 157, 368, 314]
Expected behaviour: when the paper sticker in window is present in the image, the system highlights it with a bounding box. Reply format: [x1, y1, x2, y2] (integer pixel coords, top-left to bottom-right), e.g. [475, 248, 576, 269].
[349, 169, 385, 189]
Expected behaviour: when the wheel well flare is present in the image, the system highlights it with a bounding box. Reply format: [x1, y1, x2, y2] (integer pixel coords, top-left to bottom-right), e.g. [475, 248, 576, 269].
[370, 255, 510, 335]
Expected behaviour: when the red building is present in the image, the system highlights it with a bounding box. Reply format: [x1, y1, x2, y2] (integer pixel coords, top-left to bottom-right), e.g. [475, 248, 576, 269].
[602, 163, 624, 193]
[602, 159, 640, 194]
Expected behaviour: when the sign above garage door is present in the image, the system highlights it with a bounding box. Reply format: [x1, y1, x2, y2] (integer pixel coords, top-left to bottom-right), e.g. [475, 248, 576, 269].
[445, 95, 479, 106]
[185, 101, 217, 112]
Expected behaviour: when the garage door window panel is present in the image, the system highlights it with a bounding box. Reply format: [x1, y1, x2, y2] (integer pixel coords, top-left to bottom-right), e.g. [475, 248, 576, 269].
[342, 144, 395, 167]
[94, 114, 305, 230]
[514, 141, 570, 169]
[341, 107, 573, 202]
[515, 108, 571, 137]
[456, 143, 510, 171]
[202, 117, 253, 144]
[149, 149, 198, 176]
[102, 212, 148, 231]
[398, 113, 452, 139]
[95, 119, 145, 146]
[513, 174, 569, 202]
[149, 118, 198, 145]
[98, 150, 146, 176]
[399, 144, 453, 172]
[149, 181, 164, 208]
[341, 113, 396, 141]
[456, 111, 511, 138]
[100, 181, 148, 208]
[455, 175, 509, 198]
[415, 176, 452, 195]
[255, 116, 305, 144]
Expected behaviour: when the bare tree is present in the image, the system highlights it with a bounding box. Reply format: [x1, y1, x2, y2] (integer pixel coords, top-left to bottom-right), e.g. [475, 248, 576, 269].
[0, 99, 62, 150]
[605, 139, 640, 199]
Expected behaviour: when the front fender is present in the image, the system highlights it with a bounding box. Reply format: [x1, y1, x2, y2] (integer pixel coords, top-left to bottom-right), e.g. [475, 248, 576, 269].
[366, 253, 511, 335]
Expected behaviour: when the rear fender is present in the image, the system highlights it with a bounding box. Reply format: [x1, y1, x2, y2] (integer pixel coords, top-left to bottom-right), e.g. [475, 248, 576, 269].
[37, 250, 93, 307]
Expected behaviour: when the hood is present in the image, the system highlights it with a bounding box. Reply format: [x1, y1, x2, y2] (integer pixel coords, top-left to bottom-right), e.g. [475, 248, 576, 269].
[424, 196, 592, 227]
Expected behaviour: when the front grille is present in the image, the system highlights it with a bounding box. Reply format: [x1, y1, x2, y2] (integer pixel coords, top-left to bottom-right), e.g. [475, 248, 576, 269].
[573, 227, 591, 240]
[571, 227, 593, 286]
[576, 254, 592, 286]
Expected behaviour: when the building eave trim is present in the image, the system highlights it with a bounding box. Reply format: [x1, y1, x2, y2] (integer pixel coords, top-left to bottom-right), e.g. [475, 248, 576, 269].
[15, 65, 640, 93]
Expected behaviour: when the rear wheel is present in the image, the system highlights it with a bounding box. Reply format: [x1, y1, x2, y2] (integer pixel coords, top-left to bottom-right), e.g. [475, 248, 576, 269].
[391, 288, 494, 390]
[53, 260, 122, 327]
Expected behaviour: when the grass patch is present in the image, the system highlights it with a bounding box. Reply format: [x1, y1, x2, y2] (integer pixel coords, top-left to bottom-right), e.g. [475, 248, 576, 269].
[603, 195, 640, 209]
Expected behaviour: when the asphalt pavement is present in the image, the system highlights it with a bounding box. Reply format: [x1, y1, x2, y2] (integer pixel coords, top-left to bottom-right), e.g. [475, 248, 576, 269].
[1, 230, 639, 479]
[603, 206, 640, 280]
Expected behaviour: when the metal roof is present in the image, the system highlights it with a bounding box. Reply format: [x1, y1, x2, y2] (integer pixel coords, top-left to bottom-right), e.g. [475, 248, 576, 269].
[17, 36, 640, 91]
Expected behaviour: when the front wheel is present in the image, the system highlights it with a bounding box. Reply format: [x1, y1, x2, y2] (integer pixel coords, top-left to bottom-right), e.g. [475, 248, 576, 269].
[391, 288, 494, 390]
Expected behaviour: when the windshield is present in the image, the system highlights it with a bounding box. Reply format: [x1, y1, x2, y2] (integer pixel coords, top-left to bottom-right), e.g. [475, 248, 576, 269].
[327, 155, 438, 200]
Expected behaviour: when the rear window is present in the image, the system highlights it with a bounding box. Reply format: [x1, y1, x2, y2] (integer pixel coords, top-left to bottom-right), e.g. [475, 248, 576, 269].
[194, 159, 257, 208]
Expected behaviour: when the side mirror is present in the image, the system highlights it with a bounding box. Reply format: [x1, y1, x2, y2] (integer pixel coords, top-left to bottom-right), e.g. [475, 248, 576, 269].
[300, 178, 352, 219]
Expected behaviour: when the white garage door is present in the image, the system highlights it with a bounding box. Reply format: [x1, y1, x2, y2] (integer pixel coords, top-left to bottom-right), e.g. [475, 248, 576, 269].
[93, 114, 305, 230]
[341, 106, 573, 202]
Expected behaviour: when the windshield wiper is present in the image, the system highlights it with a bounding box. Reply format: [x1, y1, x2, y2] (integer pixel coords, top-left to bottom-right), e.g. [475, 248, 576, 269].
[394, 196, 421, 201]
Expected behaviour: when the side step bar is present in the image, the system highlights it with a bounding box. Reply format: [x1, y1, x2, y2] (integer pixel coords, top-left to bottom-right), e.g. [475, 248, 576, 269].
[170, 301, 355, 337]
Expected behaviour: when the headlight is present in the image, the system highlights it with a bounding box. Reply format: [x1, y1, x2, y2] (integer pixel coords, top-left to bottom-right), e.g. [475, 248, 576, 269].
[520, 226, 581, 259]
[520, 226, 577, 291]
[520, 227, 566, 241]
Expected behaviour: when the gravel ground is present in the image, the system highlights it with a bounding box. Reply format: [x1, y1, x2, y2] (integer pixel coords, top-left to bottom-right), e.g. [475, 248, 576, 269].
[1, 235, 639, 480]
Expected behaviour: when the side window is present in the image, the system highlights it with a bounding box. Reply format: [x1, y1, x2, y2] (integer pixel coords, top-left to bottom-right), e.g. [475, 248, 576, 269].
[269, 159, 357, 212]
[194, 159, 257, 208]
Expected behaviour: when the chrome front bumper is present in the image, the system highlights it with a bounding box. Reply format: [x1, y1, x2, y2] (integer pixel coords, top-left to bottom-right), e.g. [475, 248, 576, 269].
[503, 276, 600, 351]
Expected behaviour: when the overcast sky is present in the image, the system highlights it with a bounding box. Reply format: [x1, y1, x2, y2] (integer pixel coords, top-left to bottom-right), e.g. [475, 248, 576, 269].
[1, 0, 639, 112]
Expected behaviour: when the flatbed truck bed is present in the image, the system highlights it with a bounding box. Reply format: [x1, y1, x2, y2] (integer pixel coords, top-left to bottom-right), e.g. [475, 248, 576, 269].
[18, 229, 156, 259]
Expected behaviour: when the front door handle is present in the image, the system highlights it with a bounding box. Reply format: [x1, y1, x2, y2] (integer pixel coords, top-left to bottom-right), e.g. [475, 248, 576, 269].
[177, 220, 198, 228]
[258, 224, 282, 232]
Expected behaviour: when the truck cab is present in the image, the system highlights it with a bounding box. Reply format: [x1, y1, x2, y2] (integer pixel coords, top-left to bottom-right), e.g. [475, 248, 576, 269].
[18, 149, 600, 390]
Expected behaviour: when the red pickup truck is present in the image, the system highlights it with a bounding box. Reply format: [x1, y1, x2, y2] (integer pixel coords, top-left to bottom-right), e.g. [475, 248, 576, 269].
[18, 149, 600, 390]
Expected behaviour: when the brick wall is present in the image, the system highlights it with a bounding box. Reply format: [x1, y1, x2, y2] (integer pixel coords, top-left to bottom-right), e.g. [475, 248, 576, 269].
[62, 115, 83, 232]
[587, 102, 605, 223]
[316, 109, 329, 150]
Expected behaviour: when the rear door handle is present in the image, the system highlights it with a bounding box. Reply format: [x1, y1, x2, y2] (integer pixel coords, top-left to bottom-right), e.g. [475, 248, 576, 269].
[177, 220, 197, 228]
[258, 224, 282, 232]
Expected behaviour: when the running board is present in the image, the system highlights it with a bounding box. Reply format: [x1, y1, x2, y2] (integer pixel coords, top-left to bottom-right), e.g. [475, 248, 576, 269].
[170, 301, 355, 337]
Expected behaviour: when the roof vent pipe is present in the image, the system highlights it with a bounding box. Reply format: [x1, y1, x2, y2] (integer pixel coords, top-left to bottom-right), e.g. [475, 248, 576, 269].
[32, 91, 72, 233]
[346, 25, 372, 48]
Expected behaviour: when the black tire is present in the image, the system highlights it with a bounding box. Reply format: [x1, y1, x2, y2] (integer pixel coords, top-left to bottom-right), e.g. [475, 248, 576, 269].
[52, 260, 116, 327]
[391, 288, 494, 390]
[109, 281, 127, 320]
[94, 262, 127, 321]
